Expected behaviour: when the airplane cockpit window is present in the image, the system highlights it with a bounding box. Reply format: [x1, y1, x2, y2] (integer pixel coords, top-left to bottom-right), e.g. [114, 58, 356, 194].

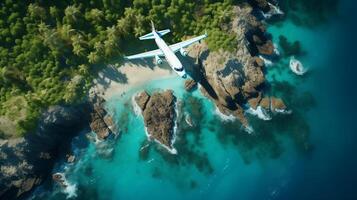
[174, 67, 184, 72]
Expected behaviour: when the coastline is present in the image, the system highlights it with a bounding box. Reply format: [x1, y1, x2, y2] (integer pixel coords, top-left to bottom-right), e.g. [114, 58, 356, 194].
[90, 62, 176, 100]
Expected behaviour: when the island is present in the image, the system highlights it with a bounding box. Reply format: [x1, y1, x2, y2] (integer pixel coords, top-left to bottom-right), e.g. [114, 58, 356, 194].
[0, 0, 290, 199]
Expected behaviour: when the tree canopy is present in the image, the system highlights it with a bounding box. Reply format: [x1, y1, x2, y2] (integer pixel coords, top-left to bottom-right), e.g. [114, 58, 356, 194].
[0, 0, 240, 137]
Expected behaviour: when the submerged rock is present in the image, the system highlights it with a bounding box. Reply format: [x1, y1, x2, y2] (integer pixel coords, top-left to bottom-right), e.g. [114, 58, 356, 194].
[135, 90, 176, 152]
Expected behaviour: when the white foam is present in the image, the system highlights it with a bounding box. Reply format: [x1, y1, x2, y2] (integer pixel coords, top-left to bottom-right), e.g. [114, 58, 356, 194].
[244, 125, 254, 134]
[185, 112, 194, 127]
[273, 43, 280, 56]
[274, 108, 292, 114]
[214, 107, 235, 122]
[131, 94, 143, 116]
[259, 55, 273, 67]
[262, 3, 284, 19]
[247, 106, 272, 121]
[53, 173, 78, 199]
[63, 181, 77, 199]
[289, 56, 307, 75]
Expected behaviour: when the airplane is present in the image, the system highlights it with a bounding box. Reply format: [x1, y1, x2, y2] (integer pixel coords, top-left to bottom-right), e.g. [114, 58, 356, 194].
[124, 21, 207, 79]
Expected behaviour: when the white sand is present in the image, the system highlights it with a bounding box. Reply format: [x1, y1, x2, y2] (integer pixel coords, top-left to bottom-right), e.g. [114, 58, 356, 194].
[90, 61, 175, 100]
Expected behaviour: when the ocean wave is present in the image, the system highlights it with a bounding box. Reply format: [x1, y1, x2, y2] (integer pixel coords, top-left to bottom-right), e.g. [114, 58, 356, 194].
[63, 181, 77, 199]
[259, 55, 273, 67]
[214, 107, 235, 122]
[247, 106, 272, 121]
[261, 2, 284, 19]
[131, 93, 143, 116]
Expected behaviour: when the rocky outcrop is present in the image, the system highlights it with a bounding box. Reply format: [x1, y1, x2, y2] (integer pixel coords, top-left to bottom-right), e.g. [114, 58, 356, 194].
[0, 104, 90, 199]
[185, 5, 288, 130]
[135, 90, 176, 151]
[187, 6, 269, 129]
[52, 173, 67, 187]
[184, 79, 197, 92]
[248, 96, 289, 114]
[270, 97, 287, 112]
[89, 95, 116, 140]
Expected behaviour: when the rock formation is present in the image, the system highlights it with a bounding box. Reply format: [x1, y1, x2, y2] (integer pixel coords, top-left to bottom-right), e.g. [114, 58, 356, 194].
[186, 5, 285, 130]
[0, 104, 90, 199]
[135, 90, 176, 152]
[248, 96, 289, 114]
[89, 95, 116, 140]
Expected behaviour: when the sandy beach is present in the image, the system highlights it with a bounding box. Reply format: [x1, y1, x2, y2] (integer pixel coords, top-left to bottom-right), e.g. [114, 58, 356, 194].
[90, 61, 176, 100]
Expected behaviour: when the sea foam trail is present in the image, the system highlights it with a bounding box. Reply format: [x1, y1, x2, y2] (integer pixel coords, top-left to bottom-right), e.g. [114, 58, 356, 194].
[247, 106, 272, 121]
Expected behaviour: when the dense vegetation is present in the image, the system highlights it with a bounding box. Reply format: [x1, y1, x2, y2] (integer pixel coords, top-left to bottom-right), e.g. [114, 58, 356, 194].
[0, 0, 240, 137]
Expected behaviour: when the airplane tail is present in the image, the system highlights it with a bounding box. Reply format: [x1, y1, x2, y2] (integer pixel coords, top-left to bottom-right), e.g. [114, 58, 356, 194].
[139, 21, 171, 40]
[151, 20, 155, 32]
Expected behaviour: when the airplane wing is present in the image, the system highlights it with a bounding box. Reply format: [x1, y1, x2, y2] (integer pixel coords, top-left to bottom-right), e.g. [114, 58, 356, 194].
[170, 34, 207, 52]
[125, 49, 163, 60]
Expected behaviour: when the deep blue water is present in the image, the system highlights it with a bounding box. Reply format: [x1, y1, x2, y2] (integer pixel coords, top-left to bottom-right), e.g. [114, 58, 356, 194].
[30, 0, 357, 199]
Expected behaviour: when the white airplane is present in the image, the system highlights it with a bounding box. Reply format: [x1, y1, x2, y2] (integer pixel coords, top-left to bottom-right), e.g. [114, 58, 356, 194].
[125, 21, 207, 79]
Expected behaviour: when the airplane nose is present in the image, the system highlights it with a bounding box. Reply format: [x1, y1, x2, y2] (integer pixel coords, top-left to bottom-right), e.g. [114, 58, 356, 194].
[182, 74, 187, 79]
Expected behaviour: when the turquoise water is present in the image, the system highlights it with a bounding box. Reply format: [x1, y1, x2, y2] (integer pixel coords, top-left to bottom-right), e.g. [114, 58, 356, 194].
[32, 1, 357, 199]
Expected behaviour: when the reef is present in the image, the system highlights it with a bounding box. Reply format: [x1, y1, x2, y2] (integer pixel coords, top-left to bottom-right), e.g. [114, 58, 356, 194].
[135, 90, 176, 152]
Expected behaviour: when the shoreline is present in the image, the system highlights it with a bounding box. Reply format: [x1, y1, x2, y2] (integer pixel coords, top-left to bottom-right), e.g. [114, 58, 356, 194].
[90, 62, 176, 100]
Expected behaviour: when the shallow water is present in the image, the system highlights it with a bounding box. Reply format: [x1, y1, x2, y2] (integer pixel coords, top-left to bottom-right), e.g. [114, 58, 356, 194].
[30, 0, 357, 199]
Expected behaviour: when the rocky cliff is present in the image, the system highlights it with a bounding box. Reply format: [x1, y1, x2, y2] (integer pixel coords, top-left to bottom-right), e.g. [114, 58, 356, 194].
[0, 104, 90, 199]
[186, 5, 285, 130]
[135, 90, 176, 152]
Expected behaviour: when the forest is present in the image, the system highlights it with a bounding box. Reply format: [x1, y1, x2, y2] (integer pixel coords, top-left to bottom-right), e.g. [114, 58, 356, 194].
[0, 0, 240, 137]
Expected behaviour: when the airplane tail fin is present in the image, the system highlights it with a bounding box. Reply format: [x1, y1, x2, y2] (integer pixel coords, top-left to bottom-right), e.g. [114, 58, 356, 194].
[151, 20, 155, 32]
[139, 21, 171, 40]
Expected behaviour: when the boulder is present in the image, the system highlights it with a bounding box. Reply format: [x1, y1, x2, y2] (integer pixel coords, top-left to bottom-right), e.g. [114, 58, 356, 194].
[259, 97, 270, 110]
[257, 40, 275, 56]
[248, 94, 262, 110]
[270, 97, 287, 112]
[254, 56, 265, 67]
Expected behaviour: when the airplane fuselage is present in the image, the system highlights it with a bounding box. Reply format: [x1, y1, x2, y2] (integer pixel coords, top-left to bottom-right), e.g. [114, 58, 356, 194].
[152, 31, 187, 78]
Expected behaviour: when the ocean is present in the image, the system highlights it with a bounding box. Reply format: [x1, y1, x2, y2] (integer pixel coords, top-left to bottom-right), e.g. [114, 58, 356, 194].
[30, 0, 357, 199]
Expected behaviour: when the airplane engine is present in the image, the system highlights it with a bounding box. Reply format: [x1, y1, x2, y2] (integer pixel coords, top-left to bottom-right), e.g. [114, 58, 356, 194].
[155, 56, 163, 65]
[180, 48, 188, 56]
